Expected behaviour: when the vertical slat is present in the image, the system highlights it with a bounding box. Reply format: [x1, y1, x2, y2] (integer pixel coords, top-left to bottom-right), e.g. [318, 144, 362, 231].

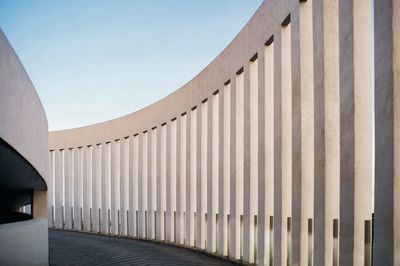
[353, 0, 374, 264]
[152, 127, 158, 240]
[92, 144, 100, 232]
[180, 114, 187, 245]
[65, 149, 72, 229]
[196, 103, 203, 249]
[257, 44, 266, 266]
[161, 124, 167, 241]
[229, 74, 237, 259]
[111, 141, 119, 235]
[273, 28, 282, 266]
[281, 15, 293, 265]
[101, 144, 108, 233]
[181, 114, 188, 245]
[300, 0, 315, 265]
[235, 70, 244, 260]
[83, 146, 91, 231]
[74, 147, 83, 231]
[221, 83, 229, 256]
[188, 107, 196, 247]
[210, 92, 218, 253]
[54, 149, 63, 228]
[167, 123, 172, 242]
[199, 101, 207, 250]
[120, 137, 129, 236]
[174, 117, 181, 244]
[48, 151, 54, 228]
[323, 0, 340, 264]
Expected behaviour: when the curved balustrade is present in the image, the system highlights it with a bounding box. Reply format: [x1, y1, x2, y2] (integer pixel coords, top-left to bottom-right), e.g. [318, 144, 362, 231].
[48, 0, 400, 265]
[0, 29, 49, 265]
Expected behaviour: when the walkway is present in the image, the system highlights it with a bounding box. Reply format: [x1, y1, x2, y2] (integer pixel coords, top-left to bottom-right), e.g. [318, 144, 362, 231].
[49, 229, 239, 266]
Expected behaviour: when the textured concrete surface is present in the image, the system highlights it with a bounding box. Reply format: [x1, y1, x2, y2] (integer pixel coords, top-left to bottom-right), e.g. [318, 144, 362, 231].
[0, 29, 49, 265]
[0, 219, 48, 265]
[49, 229, 239, 266]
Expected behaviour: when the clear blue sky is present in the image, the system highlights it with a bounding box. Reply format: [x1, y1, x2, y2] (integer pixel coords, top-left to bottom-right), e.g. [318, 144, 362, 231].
[0, 0, 263, 130]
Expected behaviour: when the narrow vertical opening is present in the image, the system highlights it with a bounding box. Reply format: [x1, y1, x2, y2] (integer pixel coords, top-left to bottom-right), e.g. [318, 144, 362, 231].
[227, 214, 230, 258]
[90, 207, 92, 232]
[62, 205, 65, 229]
[117, 209, 120, 235]
[126, 210, 129, 236]
[145, 210, 148, 239]
[308, 218, 313, 266]
[136, 210, 139, 237]
[216, 213, 219, 252]
[194, 211, 197, 247]
[205, 212, 208, 249]
[333, 219, 339, 266]
[164, 211, 167, 242]
[287, 217, 292, 266]
[364, 220, 372, 266]
[240, 214, 244, 261]
[108, 208, 111, 234]
[254, 214, 258, 263]
[269, 215, 274, 266]
[154, 210, 157, 240]
[174, 211, 177, 243]
[98, 208, 101, 233]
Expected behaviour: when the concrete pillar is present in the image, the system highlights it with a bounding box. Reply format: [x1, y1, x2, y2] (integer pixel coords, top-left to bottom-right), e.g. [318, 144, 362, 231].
[256, 50, 266, 266]
[195, 104, 202, 248]
[353, 0, 374, 264]
[151, 127, 158, 240]
[373, 0, 399, 264]
[208, 91, 218, 253]
[99, 143, 107, 233]
[111, 141, 120, 235]
[138, 133, 143, 238]
[339, 0, 355, 264]
[120, 137, 128, 236]
[48, 151, 54, 227]
[164, 121, 176, 242]
[235, 69, 244, 260]
[243, 62, 251, 263]
[173, 116, 181, 244]
[323, 0, 340, 264]
[92, 144, 100, 233]
[264, 38, 275, 266]
[299, 0, 316, 264]
[273, 30, 282, 266]
[101, 143, 108, 233]
[198, 100, 206, 249]
[54, 149, 63, 229]
[64, 148, 73, 229]
[180, 114, 187, 245]
[281, 15, 293, 266]
[160, 124, 167, 241]
[140, 132, 149, 238]
[229, 74, 237, 259]
[129, 134, 139, 237]
[83, 146, 91, 231]
[187, 107, 195, 247]
[218, 84, 228, 256]
[74, 147, 83, 231]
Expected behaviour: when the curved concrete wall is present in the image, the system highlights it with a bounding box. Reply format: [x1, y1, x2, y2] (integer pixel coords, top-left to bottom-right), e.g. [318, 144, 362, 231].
[0, 29, 49, 265]
[48, 0, 400, 265]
